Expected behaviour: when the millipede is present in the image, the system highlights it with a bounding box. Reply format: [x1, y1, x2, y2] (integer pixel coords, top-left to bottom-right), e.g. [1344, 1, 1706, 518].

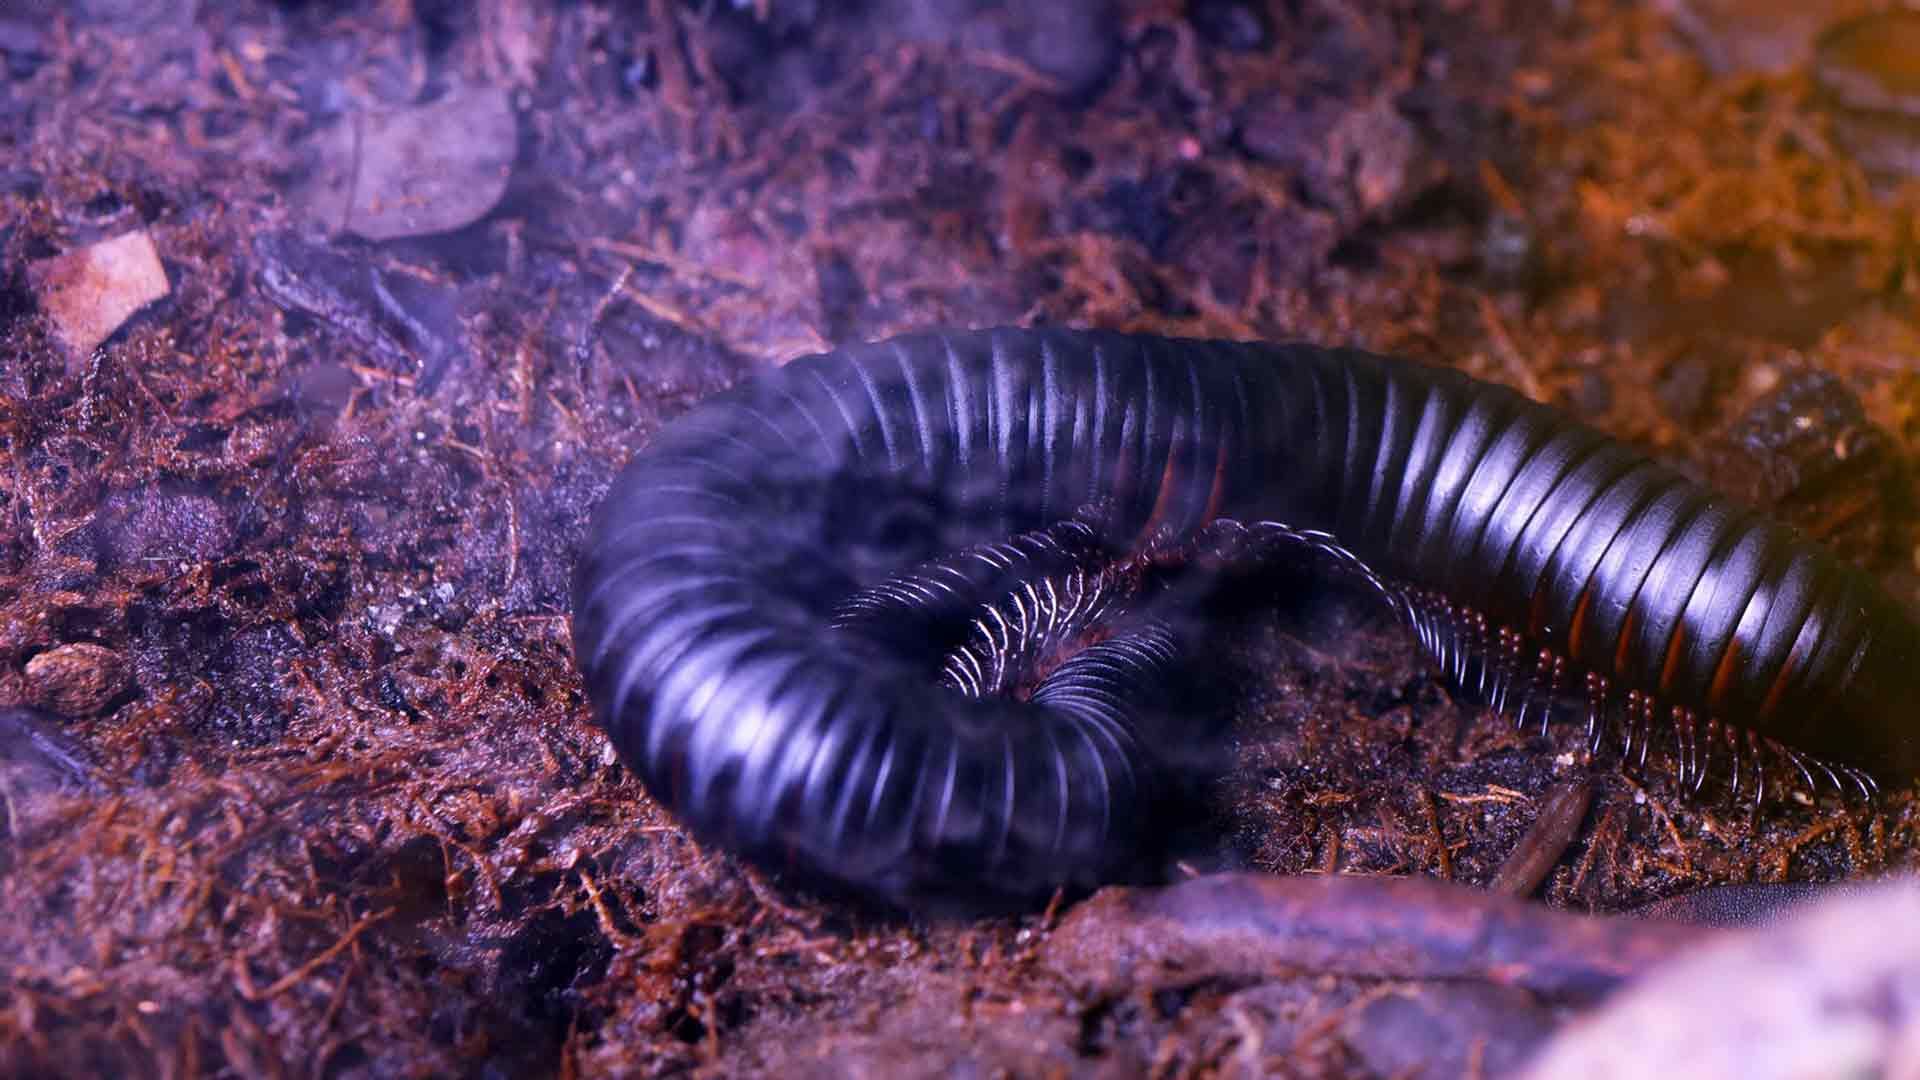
[570, 328, 1920, 908]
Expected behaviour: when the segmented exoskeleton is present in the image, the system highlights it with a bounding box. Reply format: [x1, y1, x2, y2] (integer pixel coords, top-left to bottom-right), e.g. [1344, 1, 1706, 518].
[571, 329, 1920, 907]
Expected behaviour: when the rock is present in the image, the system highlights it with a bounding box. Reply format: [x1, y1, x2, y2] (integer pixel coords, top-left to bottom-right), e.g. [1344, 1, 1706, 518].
[1240, 94, 1423, 220]
[1703, 367, 1905, 563]
[1523, 881, 1920, 1079]
[24, 643, 129, 717]
[1330, 97, 1421, 218]
[27, 230, 170, 359]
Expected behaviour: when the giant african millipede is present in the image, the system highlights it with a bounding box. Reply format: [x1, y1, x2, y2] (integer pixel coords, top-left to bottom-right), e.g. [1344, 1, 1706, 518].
[570, 328, 1920, 908]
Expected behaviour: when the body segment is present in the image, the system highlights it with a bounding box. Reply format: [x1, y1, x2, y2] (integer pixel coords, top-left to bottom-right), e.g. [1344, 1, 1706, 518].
[571, 328, 1920, 906]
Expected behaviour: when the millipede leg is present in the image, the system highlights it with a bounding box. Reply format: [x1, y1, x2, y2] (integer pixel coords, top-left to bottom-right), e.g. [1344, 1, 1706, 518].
[1813, 756, 1843, 796]
[1695, 714, 1715, 796]
[1586, 673, 1610, 756]
[1670, 708, 1694, 794]
[1840, 764, 1878, 802]
[1620, 690, 1641, 765]
[1540, 651, 1565, 739]
[1725, 719, 1743, 801]
[1783, 747, 1818, 794]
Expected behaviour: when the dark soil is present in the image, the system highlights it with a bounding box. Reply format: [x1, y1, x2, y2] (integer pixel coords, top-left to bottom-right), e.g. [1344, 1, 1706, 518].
[4, 1, 1920, 1075]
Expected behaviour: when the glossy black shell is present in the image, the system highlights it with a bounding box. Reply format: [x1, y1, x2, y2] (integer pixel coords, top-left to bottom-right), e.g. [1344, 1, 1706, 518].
[571, 328, 1920, 907]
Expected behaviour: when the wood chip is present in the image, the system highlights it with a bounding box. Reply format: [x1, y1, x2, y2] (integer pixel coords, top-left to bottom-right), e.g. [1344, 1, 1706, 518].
[28, 230, 170, 358]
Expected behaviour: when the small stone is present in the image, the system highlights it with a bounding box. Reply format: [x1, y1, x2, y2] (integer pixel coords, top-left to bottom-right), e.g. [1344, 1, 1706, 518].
[1704, 367, 1902, 562]
[1331, 98, 1420, 218]
[24, 643, 130, 717]
[1521, 883, 1920, 1079]
[27, 231, 170, 359]
[1240, 94, 1422, 220]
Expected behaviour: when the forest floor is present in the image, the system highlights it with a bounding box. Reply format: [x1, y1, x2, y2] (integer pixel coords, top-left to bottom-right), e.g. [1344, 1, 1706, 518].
[4, 1, 1920, 1075]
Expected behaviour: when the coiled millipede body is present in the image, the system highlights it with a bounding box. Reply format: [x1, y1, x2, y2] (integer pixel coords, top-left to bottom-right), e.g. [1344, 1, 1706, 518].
[570, 328, 1920, 908]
